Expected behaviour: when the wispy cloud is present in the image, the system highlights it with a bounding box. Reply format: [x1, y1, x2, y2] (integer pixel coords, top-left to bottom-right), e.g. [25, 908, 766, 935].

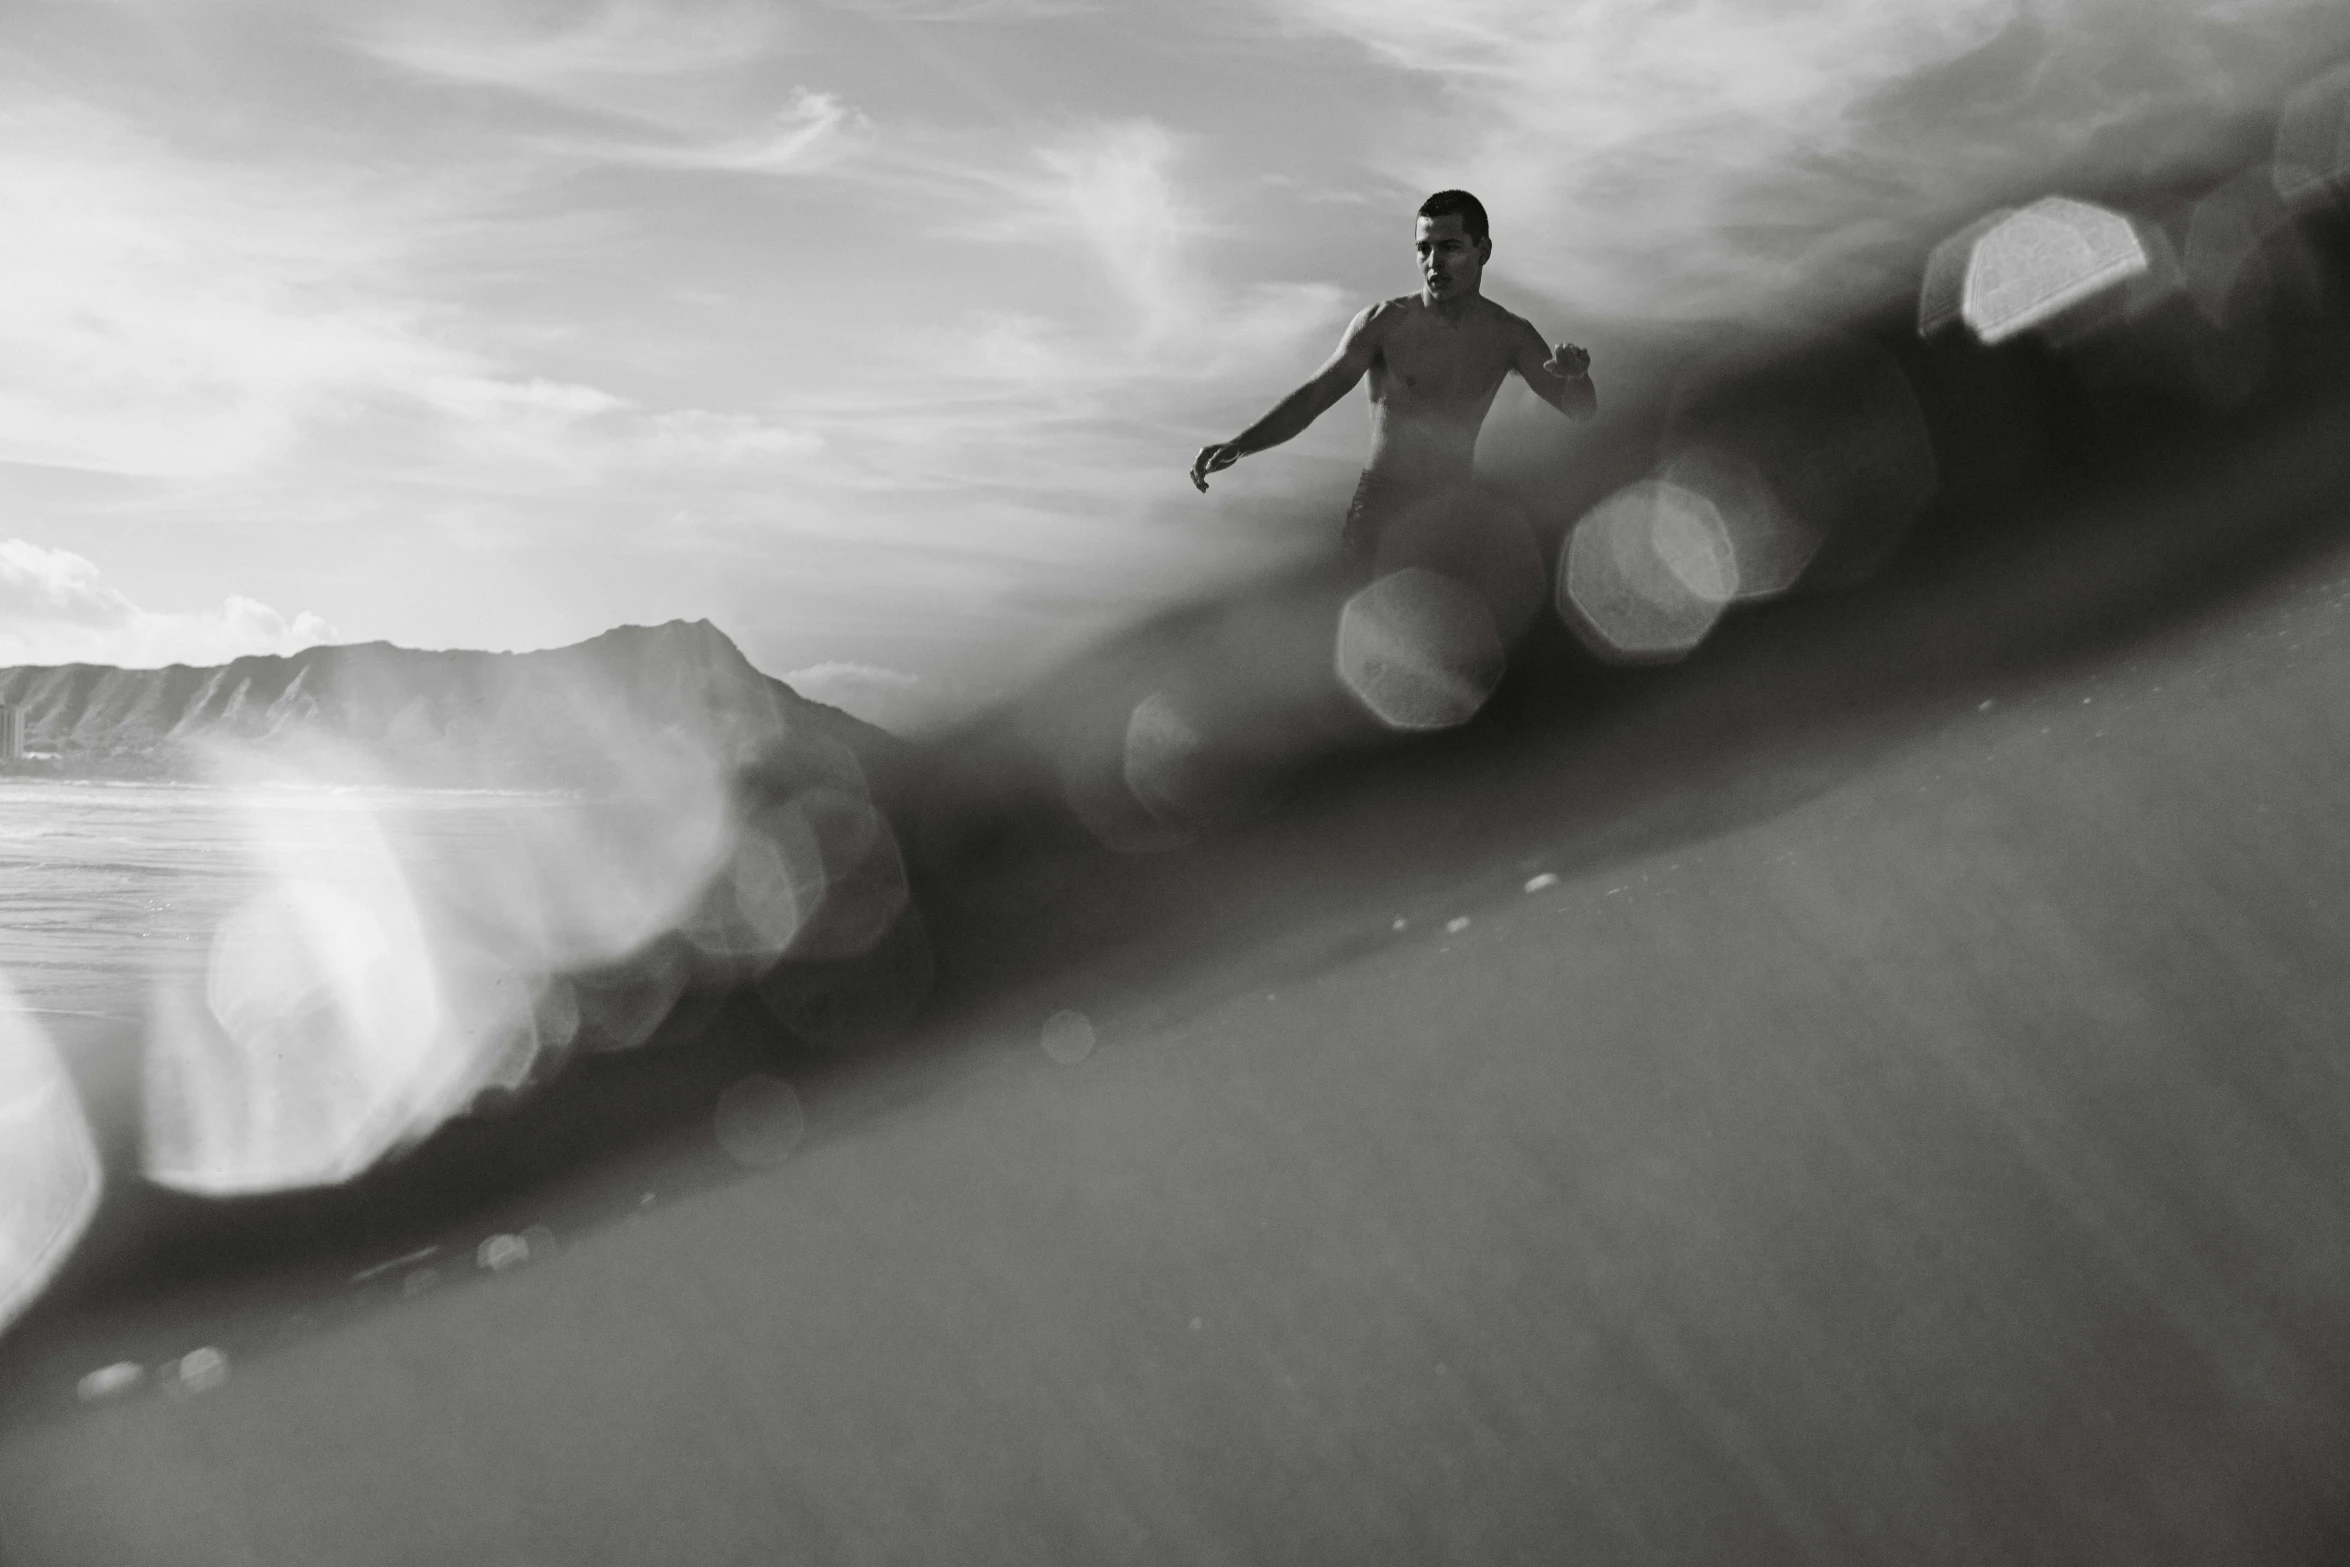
[563, 90, 872, 174]
[0, 91, 655, 486]
[0, 98, 467, 478]
[0, 540, 335, 669]
[355, 0, 785, 128]
[819, 0, 1098, 18]
[1273, 0, 2350, 321]
[965, 119, 1346, 368]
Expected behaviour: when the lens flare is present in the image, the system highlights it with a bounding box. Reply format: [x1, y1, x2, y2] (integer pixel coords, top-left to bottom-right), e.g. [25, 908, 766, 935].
[139, 691, 749, 1191]
[2186, 173, 2312, 326]
[1334, 568, 1507, 732]
[77, 1362, 144, 1402]
[1369, 489, 1547, 644]
[1122, 691, 1214, 826]
[1055, 582, 1376, 853]
[712, 1073, 805, 1168]
[1041, 1009, 1096, 1065]
[785, 791, 911, 963]
[1958, 196, 2151, 345]
[143, 804, 468, 1195]
[2274, 63, 2350, 211]
[1664, 334, 1937, 593]
[755, 904, 936, 1056]
[717, 809, 825, 957]
[1558, 479, 1739, 663]
[0, 985, 102, 1339]
[171, 1346, 230, 1395]
[1918, 208, 2012, 337]
[1061, 741, 1196, 855]
[2169, 168, 2327, 410]
[681, 785, 909, 976]
[570, 936, 696, 1055]
[1656, 445, 1821, 601]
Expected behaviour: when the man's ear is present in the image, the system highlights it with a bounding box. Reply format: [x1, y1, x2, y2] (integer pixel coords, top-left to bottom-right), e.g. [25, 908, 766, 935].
[1476, 237, 1492, 264]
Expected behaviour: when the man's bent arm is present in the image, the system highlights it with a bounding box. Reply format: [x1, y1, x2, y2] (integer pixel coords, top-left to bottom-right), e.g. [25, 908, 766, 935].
[1193, 305, 1381, 489]
[1512, 321, 1598, 422]
[1229, 368, 1359, 456]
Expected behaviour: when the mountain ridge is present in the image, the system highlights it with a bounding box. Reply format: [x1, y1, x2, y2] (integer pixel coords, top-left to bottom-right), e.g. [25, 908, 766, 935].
[0, 619, 903, 791]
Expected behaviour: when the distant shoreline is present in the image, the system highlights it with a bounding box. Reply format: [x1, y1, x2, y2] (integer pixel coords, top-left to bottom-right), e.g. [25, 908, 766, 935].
[0, 774, 582, 801]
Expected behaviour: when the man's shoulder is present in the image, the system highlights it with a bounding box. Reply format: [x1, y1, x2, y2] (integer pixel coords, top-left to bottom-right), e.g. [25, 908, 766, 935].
[1358, 295, 1418, 327]
[1480, 297, 1541, 336]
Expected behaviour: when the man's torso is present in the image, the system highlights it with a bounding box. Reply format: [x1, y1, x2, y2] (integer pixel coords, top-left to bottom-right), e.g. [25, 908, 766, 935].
[1362, 294, 1524, 482]
[1344, 293, 1527, 553]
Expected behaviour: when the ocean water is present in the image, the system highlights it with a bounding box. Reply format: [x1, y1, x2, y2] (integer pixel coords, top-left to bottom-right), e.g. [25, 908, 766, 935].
[0, 779, 544, 1025]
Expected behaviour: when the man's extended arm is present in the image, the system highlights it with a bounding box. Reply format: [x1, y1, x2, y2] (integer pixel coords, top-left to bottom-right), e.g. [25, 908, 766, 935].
[1192, 305, 1382, 491]
[1512, 321, 1598, 422]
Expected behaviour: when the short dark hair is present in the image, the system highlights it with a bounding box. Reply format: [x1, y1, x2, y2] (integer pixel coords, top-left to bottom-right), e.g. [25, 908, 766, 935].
[1417, 189, 1489, 246]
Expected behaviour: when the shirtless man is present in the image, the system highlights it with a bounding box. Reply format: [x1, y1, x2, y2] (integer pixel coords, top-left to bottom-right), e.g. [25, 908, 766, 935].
[1189, 190, 1596, 559]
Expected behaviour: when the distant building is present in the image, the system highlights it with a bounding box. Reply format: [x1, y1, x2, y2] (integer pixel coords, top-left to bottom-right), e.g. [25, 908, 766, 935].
[0, 701, 22, 764]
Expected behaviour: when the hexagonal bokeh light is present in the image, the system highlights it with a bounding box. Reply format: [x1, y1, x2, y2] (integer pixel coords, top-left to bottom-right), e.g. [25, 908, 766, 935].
[1368, 489, 1547, 644]
[1557, 479, 1739, 663]
[142, 805, 471, 1197]
[2185, 172, 2307, 328]
[0, 989, 102, 1338]
[1664, 335, 1938, 594]
[1334, 568, 1506, 732]
[2170, 169, 2317, 409]
[1122, 689, 1259, 831]
[1952, 196, 2151, 345]
[1656, 445, 1821, 602]
[1918, 208, 2012, 338]
[755, 904, 935, 1056]
[2274, 62, 2350, 210]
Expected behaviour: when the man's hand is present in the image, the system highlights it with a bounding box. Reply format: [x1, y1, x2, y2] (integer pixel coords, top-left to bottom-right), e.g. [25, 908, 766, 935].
[1190, 442, 1241, 492]
[1544, 342, 1591, 381]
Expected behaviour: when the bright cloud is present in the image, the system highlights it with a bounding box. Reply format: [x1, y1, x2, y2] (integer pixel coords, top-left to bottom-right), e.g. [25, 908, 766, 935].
[0, 92, 647, 485]
[0, 541, 335, 669]
[0, 98, 471, 479]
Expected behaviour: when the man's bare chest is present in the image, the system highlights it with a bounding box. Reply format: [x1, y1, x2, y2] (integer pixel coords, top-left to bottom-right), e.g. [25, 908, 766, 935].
[1371, 315, 1513, 405]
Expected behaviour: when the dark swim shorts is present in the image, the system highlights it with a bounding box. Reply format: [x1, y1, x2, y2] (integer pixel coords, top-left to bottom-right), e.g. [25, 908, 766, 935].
[1341, 471, 1454, 563]
[1341, 471, 1407, 561]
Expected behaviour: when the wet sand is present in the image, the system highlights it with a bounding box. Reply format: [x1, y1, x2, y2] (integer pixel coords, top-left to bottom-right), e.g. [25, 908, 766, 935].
[6, 373, 2350, 1564]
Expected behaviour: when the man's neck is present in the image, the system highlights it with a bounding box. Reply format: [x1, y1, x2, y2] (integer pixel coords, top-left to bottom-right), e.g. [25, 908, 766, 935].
[1421, 287, 1481, 322]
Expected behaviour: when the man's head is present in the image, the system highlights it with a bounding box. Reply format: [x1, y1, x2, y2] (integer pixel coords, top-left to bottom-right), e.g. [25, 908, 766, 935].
[1415, 190, 1490, 302]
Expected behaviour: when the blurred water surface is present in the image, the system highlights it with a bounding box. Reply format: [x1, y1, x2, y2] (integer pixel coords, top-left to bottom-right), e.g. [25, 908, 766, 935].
[0, 779, 555, 1025]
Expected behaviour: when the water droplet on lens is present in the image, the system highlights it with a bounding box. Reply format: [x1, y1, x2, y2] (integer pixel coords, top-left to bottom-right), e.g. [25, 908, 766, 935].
[1958, 196, 2149, 344]
[174, 1347, 229, 1395]
[713, 1074, 806, 1168]
[1335, 569, 1506, 731]
[76, 1362, 144, 1403]
[477, 1233, 530, 1272]
[1041, 1010, 1096, 1065]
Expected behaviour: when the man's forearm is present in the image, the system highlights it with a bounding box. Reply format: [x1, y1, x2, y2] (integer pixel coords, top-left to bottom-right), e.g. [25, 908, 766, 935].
[1230, 381, 1340, 455]
[1555, 372, 1597, 421]
[1531, 371, 1596, 422]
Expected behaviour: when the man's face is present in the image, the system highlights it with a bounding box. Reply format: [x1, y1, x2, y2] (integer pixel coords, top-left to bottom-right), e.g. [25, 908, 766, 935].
[1415, 214, 1488, 300]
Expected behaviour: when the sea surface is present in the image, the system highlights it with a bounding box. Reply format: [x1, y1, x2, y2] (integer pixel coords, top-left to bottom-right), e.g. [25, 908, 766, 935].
[0, 778, 547, 1026]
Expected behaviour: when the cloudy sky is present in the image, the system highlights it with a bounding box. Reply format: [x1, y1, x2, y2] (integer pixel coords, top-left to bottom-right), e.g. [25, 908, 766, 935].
[4, 0, 2344, 727]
